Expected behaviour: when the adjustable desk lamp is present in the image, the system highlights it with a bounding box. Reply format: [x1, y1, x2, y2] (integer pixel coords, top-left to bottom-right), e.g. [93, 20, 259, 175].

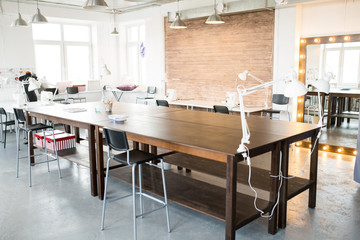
[236, 70, 308, 156]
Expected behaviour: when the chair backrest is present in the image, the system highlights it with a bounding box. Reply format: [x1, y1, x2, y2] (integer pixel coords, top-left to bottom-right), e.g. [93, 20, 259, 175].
[67, 87, 79, 94]
[147, 86, 156, 95]
[272, 94, 289, 105]
[13, 108, 26, 123]
[103, 128, 129, 151]
[0, 108, 6, 123]
[213, 105, 229, 114]
[23, 83, 38, 102]
[45, 88, 58, 95]
[156, 100, 169, 107]
[0, 107, 6, 116]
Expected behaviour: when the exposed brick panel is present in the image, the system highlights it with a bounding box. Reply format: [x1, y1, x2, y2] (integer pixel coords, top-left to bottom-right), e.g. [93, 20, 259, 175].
[165, 10, 274, 106]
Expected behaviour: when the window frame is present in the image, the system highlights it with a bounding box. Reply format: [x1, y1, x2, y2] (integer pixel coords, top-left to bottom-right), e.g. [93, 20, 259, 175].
[32, 22, 94, 84]
[125, 23, 146, 85]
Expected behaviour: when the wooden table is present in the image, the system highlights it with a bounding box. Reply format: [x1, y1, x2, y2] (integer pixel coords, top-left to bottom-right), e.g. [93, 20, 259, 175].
[26, 102, 320, 240]
[326, 90, 360, 128]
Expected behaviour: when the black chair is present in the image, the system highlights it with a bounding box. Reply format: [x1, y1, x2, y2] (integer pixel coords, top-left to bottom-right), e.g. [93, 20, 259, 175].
[13, 108, 61, 187]
[136, 86, 156, 104]
[261, 94, 290, 121]
[23, 83, 37, 102]
[45, 88, 66, 103]
[101, 128, 170, 240]
[213, 105, 230, 114]
[0, 108, 15, 148]
[66, 87, 86, 103]
[156, 100, 169, 107]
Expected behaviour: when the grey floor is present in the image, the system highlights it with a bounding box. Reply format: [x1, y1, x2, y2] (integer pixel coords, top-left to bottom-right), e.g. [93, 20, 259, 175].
[0, 132, 359, 240]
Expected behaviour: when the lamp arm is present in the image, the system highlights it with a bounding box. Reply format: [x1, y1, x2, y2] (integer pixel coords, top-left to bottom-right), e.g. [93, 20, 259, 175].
[236, 88, 250, 156]
[236, 80, 276, 155]
[241, 80, 274, 96]
[317, 91, 323, 127]
[248, 73, 265, 84]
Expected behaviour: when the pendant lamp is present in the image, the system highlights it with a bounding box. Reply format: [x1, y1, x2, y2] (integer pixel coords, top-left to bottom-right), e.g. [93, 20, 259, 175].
[206, 0, 224, 25]
[83, 0, 109, 10]
[170, 0, 186, 29]
[31, 0, 48, 23]
[110, 9, 119, 35]
[12, 0, 28, 27]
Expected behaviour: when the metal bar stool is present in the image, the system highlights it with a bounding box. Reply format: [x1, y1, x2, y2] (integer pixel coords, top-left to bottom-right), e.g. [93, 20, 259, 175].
[101, 128, 170, 240]
[13, 108, 62, 187]
[0, 107, 16, 148]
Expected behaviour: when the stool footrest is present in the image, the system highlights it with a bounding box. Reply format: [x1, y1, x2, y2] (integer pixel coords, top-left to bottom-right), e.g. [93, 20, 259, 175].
[136, 205, 166, 218]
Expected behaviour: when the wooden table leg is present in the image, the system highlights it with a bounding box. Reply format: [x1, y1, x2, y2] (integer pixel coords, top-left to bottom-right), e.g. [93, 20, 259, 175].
[225, 155, 237, 240]
[141, 143, 149, 153]
[327, 95, 333, 128]
[74, 127, 80, 143]
[25, 113, 34, 164]
[278, 140, 289, 229]
[150, 145, 157, 154]
[96, 126, 104, 200]
[268, 142, 280, 234]
[133, 141, 139, 150]
[88, 125, 98, 197]
[309, 129, 319, 208]
[65, 125, 71, 133]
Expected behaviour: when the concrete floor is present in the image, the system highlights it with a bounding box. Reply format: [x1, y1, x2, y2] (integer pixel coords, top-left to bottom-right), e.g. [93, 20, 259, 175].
[0, 132, 359, 240]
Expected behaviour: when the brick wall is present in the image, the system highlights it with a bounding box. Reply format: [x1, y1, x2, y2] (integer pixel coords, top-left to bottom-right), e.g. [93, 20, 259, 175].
[164, 10, 274, 106]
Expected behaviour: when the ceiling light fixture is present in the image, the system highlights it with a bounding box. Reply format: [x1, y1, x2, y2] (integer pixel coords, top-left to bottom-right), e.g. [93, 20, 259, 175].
[275, 0, 288, 5]
[206, 0, 224, 25]
[31, 0, 48, 24]
[83, 0, 109, 10]
[170, 0, 187, 29]
[110, 9, 119, 35]
[12, 0, 28, 27]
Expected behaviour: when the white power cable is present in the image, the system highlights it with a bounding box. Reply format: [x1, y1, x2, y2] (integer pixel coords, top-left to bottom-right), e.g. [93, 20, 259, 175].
[243, 145, 283, 219]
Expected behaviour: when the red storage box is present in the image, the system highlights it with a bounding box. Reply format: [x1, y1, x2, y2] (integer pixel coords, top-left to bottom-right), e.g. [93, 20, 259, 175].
[34, 130, 64, 148]
[45, 133, 76, 151]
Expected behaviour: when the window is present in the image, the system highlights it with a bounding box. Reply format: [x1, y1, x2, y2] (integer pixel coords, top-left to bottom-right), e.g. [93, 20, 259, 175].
[126, 24, 146, 85]
[32, 23, 93, 85]
[322, 43, 360, 88]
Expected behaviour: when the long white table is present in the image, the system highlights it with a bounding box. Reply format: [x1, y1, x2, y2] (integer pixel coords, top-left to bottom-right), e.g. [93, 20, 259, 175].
[167, 99, 267, 116]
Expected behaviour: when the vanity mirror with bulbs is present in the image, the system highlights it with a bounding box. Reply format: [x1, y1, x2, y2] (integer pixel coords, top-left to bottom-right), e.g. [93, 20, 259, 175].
[296, 34, 360, 156]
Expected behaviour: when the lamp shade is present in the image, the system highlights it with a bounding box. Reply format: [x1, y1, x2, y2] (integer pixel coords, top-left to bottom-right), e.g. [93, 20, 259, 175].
[205, 10, 224, 24]
[284, 79, 308, 97]
[312, 79, 330, 94]
[31, 8, 48, 23]
[170, 13, 187, 29]
[12, 13, 28, 27]
[28, 78, 41, 92]
[83, 0, 108, 10]
[101, 64, 111, 76]
[110, 27, 119, 35]
[238, 70, 249, 81]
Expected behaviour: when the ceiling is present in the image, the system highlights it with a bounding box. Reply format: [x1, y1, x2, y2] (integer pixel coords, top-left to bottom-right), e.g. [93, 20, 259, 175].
[5, 0, 179, 13]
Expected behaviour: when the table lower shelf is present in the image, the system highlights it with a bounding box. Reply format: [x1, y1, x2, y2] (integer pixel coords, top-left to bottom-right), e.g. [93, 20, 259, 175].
[109, 164, 271, 229]
[163, 153, 313, 200]
[55, 144, 123, 170]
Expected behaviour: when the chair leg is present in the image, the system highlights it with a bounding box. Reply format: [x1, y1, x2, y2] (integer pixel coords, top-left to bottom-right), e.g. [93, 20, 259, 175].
[160, 159, 171, 233]
[101, 158, 111, 231]
[28, 131, 32, 187]
[139, 164, 143, 218]
[4, 125, 7, 149]
[16, 128, 20, 178]
[52, 128, 62, 179]
[43, 130, 50, 172]
[132, 164, 137, 240]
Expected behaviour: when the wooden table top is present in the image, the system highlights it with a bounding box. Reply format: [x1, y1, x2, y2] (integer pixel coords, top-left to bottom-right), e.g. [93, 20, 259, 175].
[27, 102, 320, 162]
